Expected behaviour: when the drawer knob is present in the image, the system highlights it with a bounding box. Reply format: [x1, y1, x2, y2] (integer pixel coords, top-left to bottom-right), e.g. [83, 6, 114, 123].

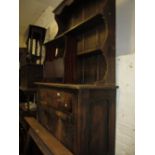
[64, 103, 68, 107]
[57, 92, 60, 96]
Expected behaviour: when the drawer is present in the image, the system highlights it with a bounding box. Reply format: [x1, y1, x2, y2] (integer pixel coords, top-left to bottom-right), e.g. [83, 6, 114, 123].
[38, 88, 73, 113]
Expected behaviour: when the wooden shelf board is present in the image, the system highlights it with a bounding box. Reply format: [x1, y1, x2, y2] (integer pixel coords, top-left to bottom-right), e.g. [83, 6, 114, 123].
[77, 47, 103, 56]
[45, 33, 65, 46]
[25, 117, 73, 155]
[35, 82, 117, 90]
[45, 13, 104, 46]
[66, 13, 104, 34]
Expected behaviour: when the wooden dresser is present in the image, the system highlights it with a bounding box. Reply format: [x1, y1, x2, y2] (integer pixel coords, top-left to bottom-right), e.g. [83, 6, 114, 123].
[34, 0, 116, 155]
[35, 83, 116, 155]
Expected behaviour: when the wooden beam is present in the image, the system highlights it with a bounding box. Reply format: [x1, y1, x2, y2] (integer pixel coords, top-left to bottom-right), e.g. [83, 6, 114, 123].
[25, 117, 74, 155]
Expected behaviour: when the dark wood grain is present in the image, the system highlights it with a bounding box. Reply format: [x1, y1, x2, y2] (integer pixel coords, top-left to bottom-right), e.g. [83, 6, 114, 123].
[25, 117, 74, 155]
[35, 0, 116, 155]
[36, 84, 116, 155]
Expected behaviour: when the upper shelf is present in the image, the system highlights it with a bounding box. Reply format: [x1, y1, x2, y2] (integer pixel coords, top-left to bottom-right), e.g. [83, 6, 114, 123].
[77, 47, 103, 57]
[65, 13, 104, 35]
[45, 13, 104, 46]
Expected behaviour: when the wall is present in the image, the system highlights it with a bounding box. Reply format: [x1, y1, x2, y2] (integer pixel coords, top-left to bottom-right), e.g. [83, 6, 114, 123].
[34, 6, 58, 43]
[115, 0, 135, 155]
[19, 34, 27, 48]
[19, 6, 59, 47]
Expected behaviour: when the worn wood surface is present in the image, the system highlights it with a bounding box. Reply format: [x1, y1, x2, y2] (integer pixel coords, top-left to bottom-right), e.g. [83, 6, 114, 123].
[37, 88, 76, 152]
[45, 0, 115, 85]
[35, 82, 117, 90]
[25, 117, 74, 155]
[36, 84, 116, 155]
[36, 0, 116, 155]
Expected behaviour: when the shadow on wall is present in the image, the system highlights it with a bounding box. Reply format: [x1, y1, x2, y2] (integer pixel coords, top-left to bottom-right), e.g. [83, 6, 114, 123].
[116, 0, 135, 56]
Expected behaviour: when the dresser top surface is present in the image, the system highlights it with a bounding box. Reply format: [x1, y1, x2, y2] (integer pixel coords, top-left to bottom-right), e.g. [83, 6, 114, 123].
[35, 82, 117, 90]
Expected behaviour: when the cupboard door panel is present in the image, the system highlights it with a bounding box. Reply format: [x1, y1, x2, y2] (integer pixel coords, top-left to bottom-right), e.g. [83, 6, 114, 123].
[37, 104, 75, 152]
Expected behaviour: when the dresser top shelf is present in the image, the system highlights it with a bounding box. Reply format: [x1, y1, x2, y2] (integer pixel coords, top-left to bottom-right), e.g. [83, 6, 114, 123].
[45, 13, 104, 46]
[35, 82, 117, 90]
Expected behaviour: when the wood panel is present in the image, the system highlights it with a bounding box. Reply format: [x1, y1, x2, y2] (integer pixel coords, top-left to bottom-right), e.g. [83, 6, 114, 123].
[76, 22, 107, 54]
[38, 0, 116, 155]
[84, 28, 97, 50]
[37, 105, 75, 152]
[64, 36, 77, 83]
[36, 83, 116, 155]
[77, 35, 84, 54]
[37, 87, 77, 152]
[77, 53, 107, 83]
[84, 1, 97, 18]
[89, 99, 109, 155]
[38, 88, 73, 113]
[71, 5, 83, 28]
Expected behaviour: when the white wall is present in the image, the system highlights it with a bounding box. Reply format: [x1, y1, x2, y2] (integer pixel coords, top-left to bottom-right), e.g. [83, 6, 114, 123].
[34, 6, 58, 42]
[116, 0, 135, 155]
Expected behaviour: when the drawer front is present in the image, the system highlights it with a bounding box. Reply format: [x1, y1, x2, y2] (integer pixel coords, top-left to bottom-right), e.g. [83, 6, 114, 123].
[38, 88, 73, 113]
[37, 87, 76, 152]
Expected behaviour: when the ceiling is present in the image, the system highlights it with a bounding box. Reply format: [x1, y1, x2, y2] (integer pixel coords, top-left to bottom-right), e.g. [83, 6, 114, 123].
[19, 0, 63, 46]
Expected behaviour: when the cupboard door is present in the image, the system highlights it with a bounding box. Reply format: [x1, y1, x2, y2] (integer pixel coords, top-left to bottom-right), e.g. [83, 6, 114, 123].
[37, 104, 75, 152]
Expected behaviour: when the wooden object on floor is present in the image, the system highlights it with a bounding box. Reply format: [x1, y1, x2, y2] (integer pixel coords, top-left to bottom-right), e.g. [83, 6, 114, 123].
[24, 117, 73, 155]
